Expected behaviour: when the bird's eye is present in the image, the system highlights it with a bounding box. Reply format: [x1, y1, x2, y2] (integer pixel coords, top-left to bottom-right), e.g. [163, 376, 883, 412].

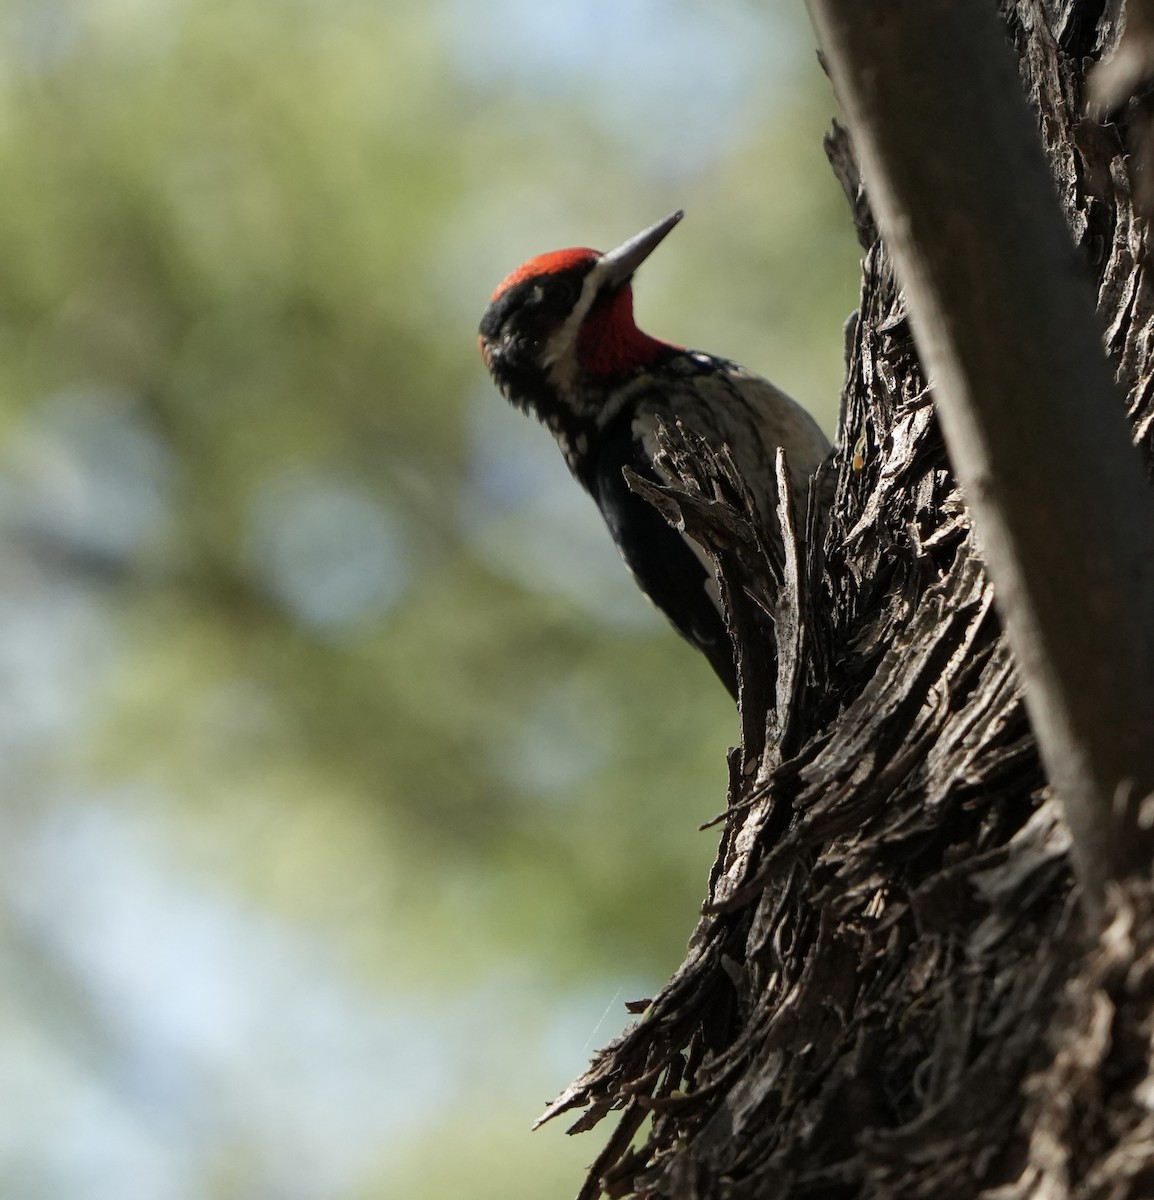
[527, 284, 546, 306]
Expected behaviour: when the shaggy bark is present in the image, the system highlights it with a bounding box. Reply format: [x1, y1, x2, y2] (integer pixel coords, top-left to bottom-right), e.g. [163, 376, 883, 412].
[540, 3, 1154, 1198]
[809, 0, 1154, 908]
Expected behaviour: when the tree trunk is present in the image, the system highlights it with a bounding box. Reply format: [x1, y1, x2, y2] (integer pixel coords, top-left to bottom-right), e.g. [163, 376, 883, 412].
[540, 2, 1154, 1198]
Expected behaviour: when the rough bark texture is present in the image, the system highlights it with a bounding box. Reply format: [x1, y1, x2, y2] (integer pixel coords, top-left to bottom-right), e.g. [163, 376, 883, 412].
[541, 3, 1154, 1198]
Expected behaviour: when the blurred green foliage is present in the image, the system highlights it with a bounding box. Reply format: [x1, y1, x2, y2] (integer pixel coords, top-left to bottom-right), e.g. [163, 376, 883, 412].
[0, 0, 860, 1195]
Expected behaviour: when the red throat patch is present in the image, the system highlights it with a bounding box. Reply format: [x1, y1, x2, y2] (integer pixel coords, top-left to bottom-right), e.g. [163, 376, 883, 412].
[577, 285, 672, 377]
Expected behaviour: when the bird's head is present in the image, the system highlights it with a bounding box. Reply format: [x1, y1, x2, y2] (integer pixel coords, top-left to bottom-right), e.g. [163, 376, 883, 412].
[479, 211, 683, 427]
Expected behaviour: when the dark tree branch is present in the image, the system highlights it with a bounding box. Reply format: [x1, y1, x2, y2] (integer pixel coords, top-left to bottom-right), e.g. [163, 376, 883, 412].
[807, 0, 1154, 908]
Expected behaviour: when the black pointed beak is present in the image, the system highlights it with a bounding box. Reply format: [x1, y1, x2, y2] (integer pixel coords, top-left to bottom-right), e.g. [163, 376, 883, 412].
[594, 210, 684, 290]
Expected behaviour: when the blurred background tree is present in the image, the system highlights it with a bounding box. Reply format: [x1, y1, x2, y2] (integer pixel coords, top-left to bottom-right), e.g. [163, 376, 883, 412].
[0, 0, 858, 1195]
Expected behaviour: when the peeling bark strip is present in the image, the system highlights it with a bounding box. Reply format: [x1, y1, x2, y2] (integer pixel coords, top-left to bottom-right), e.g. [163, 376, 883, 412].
[542, 3, 1154, 1199]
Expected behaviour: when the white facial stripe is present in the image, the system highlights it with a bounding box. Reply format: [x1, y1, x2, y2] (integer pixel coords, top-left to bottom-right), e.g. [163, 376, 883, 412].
[540, 259, 616, 394]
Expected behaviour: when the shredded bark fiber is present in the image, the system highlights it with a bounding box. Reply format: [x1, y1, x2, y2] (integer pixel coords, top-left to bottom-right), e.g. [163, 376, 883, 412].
[540, 3, 1154, 1198]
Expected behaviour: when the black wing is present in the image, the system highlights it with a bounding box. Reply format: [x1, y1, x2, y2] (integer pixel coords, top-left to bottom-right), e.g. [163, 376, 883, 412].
[581, 410, 737, 698]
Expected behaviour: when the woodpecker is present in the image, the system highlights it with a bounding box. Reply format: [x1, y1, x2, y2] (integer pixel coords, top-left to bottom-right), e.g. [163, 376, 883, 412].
[478, 211, 830, 698]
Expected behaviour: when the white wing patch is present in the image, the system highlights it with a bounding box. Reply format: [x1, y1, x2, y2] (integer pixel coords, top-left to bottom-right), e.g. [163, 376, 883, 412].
[630, 410, 724, 619]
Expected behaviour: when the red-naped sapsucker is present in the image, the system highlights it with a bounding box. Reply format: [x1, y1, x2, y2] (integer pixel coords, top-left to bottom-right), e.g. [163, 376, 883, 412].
[479, 211, 831, 698]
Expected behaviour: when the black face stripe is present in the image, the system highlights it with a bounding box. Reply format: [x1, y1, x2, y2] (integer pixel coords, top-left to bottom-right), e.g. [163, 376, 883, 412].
[478, 265, 596, 425]
[478, 266, 590, 342]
